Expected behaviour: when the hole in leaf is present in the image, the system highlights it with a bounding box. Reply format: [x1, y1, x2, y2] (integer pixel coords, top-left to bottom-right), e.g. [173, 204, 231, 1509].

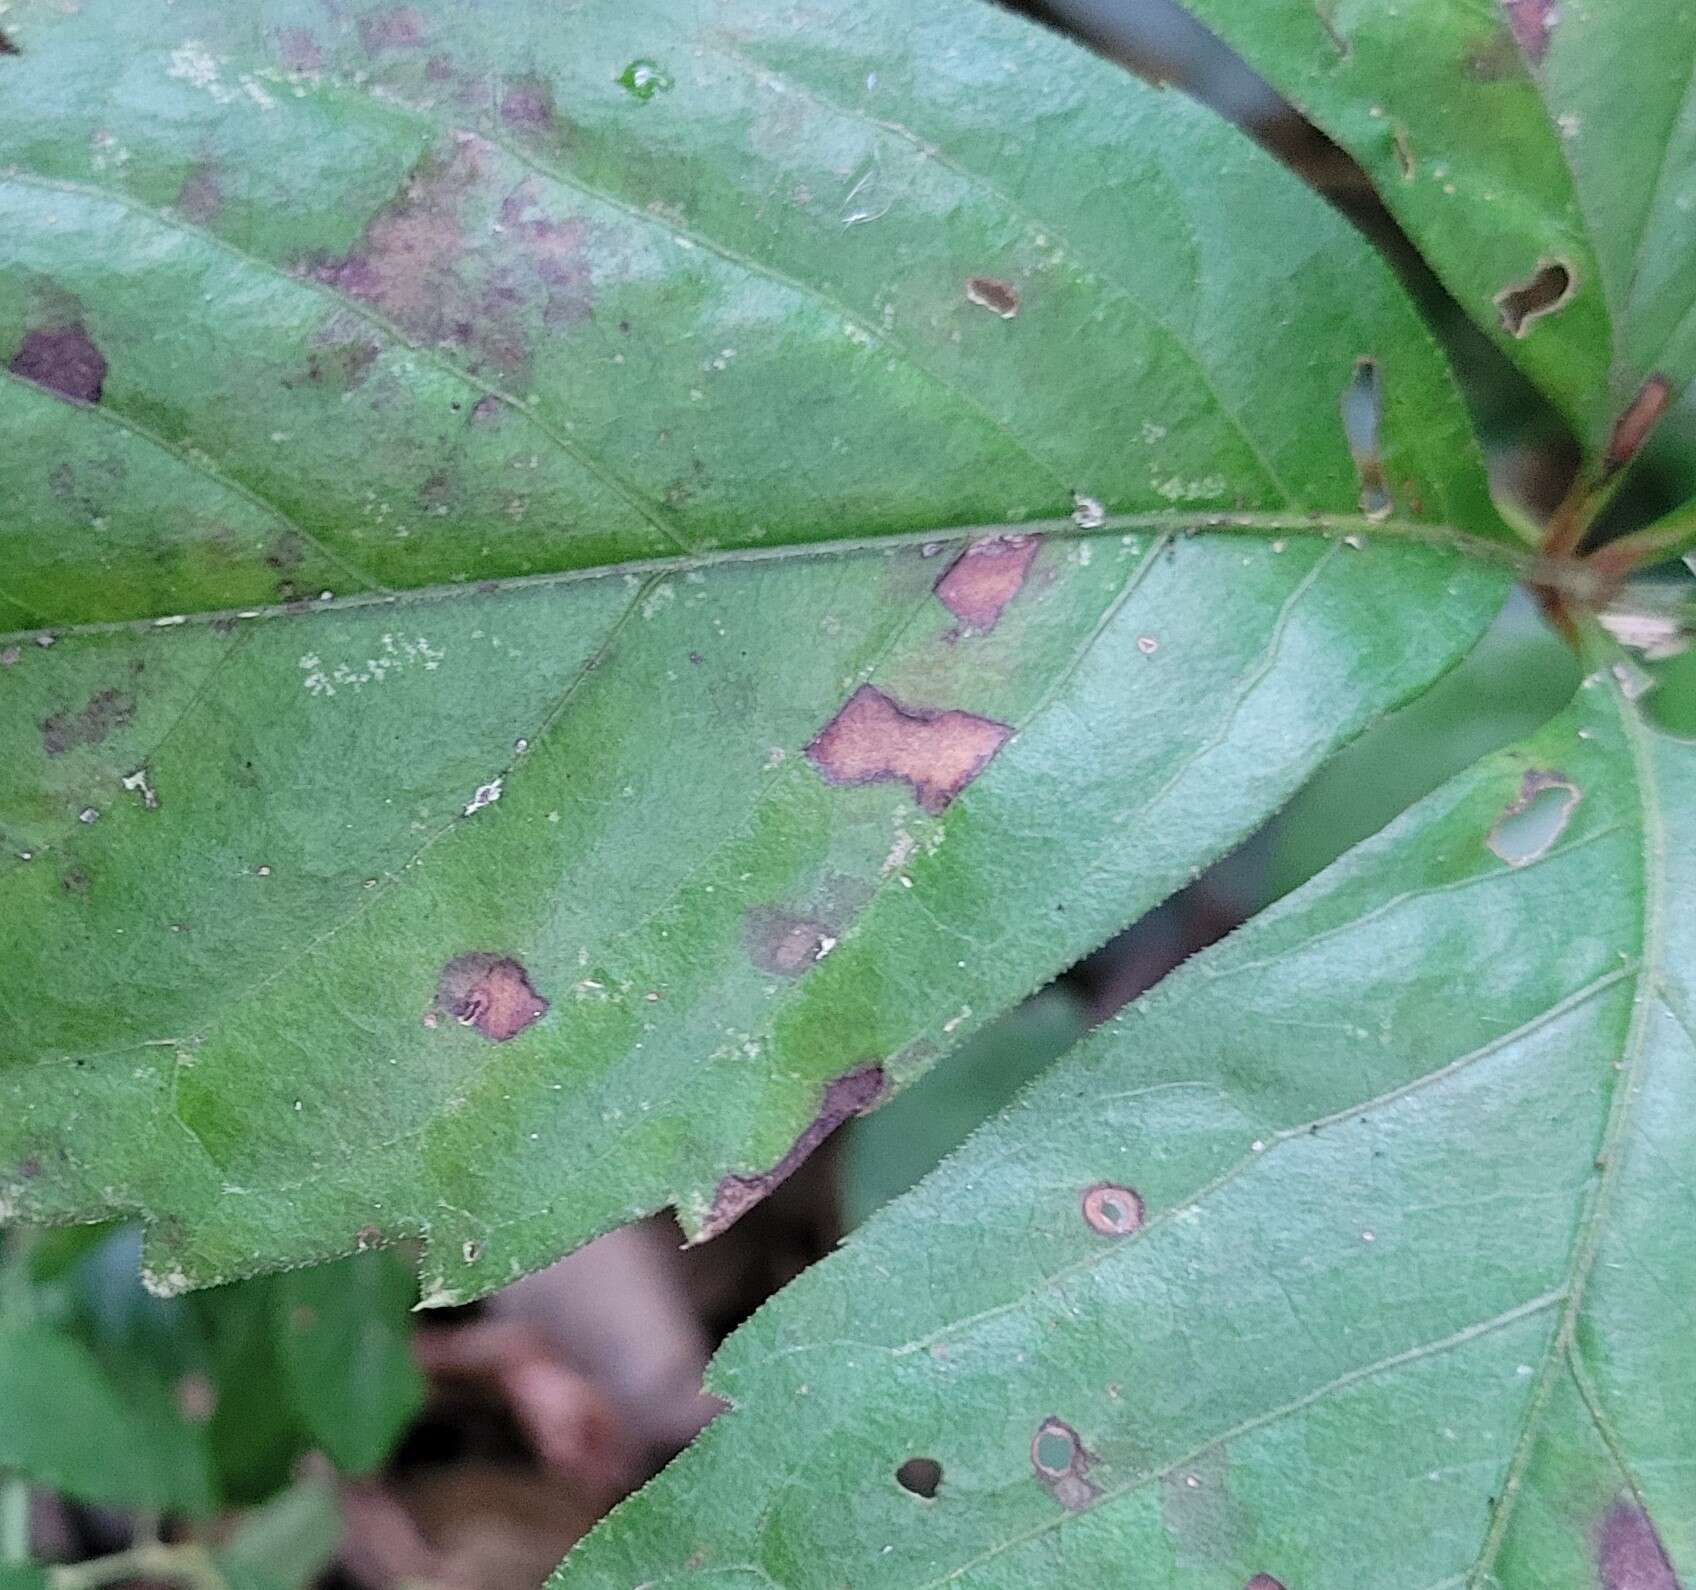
[1339, 358, 1392, 519]
[965, 276, 1019, 318]
[0, 29, 18, 55]
[1030, 1416, 1100, 1511]
[1080, 1182, 1144, 1236]
[1494, 261, 1574, 337]
[1339, 358, 1381, 457]
[1033, 1426, 1076, 1474]
[1487, 770, 1578, 866]
[896, 1457, 942, 1498]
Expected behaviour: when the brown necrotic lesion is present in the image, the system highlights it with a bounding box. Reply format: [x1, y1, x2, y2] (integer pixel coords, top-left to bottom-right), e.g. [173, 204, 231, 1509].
[1494, 260, 1574, 337]
[431, 953, 549, 1042]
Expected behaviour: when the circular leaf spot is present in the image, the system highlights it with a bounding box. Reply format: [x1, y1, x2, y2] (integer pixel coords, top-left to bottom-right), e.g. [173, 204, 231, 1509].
[1080, 1182, 1144, 1236]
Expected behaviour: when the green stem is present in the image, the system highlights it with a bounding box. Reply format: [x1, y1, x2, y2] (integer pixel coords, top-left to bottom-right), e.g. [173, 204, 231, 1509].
[1591, 500, 1696, 578]
[0, 1475, 30, 1566]
[48, 1541, 225, 1590]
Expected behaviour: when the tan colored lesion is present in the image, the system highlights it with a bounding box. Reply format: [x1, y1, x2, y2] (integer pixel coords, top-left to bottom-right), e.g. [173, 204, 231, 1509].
[806, 685, 1013, 814]
[432, 953, 549, 1043]
[696, 1065, 886, 1242]
[934, 535, 1040, 632]
[743, 908, 836, 976]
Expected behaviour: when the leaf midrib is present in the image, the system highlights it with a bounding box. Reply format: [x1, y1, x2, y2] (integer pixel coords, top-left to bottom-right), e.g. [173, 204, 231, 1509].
[0, 511, 1526, 645]
[1464, 661, 1671, 1585]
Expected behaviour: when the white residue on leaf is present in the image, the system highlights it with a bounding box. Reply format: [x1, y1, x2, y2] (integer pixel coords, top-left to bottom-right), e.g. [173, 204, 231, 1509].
[89, 130, 133, 173]
[463, 778, 503, 816]
[1072, 493, 1107, 529]
[142, 1267, 192, 1299]
[121, 767, 159, 810]
[641, 581, 676, 620]
[166, 40, 278, 109]
[167, 41, 224, 94]
[1153, 474, 1228, 502]
[299, 633, 444, 696]
[882, 827, 917, 876]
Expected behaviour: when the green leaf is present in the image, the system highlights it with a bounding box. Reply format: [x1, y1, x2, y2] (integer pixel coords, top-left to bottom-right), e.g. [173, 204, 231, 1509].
[1176, 0, 1696, 465]
[557, 658, 1695, 1586]
[0, 1567, 48, 1590]
[0, 1322, 212, 1511]
[27, 1227, 420, 1506]
[0, 0, 1510, 629]
[274, 1252, 425, 1475]
[841, 986, 1091, 1228]
[215, 1474, 343, 1590]
[0, 0, 1514, 1303]
[1265, 588, 1577, 896]
[190, 1279, 315, 1506]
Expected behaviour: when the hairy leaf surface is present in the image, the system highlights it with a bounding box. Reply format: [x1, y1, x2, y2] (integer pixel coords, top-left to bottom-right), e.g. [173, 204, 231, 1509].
[0, 0, 1512, 1302]
[563, 659, 1695, 1587]
[1179, 0, 1696, 467]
